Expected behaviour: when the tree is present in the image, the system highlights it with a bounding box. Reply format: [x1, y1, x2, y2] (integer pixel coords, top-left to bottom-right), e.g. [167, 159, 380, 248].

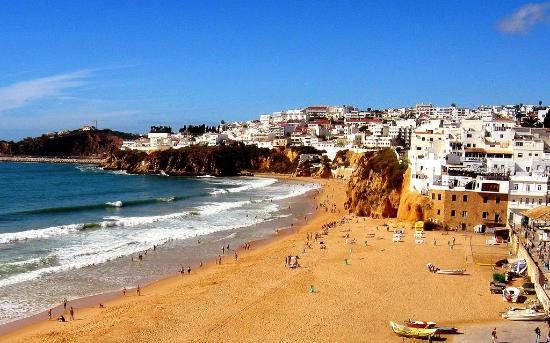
[540, 100, 543, 106]
[544, 114, 550, 128]
[451, 103, 456, 107]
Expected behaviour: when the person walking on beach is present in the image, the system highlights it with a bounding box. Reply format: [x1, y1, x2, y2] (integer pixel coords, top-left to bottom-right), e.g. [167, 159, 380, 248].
[187, 266, 191, 274]
[123, 287, 126, 296]
[69, 307, 74, 321]
[536, 326, 541, 343]
[63, 298, 67, 311]
[234, 251, 238, 260]
[48, 308, 52, 320]
[491, 327, 497, 343]
[137, 285, 141, 296]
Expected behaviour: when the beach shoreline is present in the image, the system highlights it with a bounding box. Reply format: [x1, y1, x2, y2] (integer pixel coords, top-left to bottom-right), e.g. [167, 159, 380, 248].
[1, 176, 514, 342]
[0, 174, 324, 338]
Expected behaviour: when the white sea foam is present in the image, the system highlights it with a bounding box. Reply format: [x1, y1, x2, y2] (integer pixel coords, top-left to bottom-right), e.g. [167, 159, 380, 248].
[0, 178, 314, 290]
[196, 201, 250, 216]
[208, 188, 228, 195]
[271, 182, 320, 200]
[0, 224, 83, 244]
[106, 201, 123, 207]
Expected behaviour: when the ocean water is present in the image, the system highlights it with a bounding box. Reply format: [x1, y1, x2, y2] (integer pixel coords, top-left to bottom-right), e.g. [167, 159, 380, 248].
[0, 162, 318, 324]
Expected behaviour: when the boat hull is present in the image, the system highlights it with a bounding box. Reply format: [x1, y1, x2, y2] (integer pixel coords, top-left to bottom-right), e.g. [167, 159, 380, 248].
[390, 321, 436, 339]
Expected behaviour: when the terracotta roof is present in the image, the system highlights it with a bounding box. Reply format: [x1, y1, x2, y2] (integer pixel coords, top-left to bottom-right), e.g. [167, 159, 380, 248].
[345, 118, 382, 123]
[521, 206, 550, 221]
[309, 119, 331, 125]
[465, 148, 513, 154]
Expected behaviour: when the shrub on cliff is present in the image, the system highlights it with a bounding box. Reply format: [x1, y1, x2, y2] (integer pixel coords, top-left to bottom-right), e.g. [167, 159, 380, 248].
[0, 130, 136, 157]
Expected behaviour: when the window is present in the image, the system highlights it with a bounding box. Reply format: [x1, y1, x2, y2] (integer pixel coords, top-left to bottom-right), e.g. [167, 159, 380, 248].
[483, 196, 488, 203]
[437, 209, 441, 215]
[437, 194, 441, 200]
[462, 211, 467, 217]
[451, 210, 456, 217]
[496, 197, 500, 204]
[482, 212, 489, 219]
[514, 184, 518, 190]
[432, 193, 435, 200]
[540, 199, 543, 205]
[520, 198, 523, 204]
[451, 195, 457, 201]
[518, 153, 523, 158]
[526, 185, 530, 191]
[481, 183, 499, 192]
[463, 195, 468, 202]
[538, 185, 542, 191]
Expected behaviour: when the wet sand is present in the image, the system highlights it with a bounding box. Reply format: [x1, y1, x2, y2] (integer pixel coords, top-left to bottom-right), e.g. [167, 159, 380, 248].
[1, 177, 512, 342]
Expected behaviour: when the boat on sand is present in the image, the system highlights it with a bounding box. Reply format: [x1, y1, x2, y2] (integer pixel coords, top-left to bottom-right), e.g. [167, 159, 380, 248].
[390, 321, 436, 339]
[436, 269, 466, 275]
[405, 320, 436, 328]
[503, 287, 522, 303]
[501, 308, 547, 321]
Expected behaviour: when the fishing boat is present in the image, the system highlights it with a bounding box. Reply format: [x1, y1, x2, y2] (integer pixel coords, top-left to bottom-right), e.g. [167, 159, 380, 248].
[501, 308, 547, 321]
[436, 269, 466, 275]
[434, 326, 459, 334]
[503, 287, 522, 303]
[405, 320, 436, 328]
[390, 321, 436, 339]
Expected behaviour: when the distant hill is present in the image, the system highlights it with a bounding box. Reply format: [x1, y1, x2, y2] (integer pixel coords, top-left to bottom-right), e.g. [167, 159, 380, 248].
[0, 129, 139, 157]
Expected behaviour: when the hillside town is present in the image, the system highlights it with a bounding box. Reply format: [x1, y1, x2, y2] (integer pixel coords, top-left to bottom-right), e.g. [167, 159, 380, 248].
[120, 103, 550, 232]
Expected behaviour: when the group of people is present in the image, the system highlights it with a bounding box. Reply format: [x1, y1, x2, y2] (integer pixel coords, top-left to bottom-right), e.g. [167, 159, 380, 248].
[48, 298, 75, 322]
[178, 265, 192, 276]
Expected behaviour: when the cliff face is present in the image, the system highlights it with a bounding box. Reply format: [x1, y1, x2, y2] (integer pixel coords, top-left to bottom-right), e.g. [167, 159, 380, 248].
[101, 144, 324, 177]
[331, 149, 363, 169]
[345, 149, 407, 218]
[0, 130, 135, 157]
[396, 168, 433, 222]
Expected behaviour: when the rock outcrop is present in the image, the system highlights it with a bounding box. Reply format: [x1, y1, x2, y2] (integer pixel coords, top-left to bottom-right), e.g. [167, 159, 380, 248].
[345, 149, 407, 217]
[101, 144, 324, 177]
[0, 130, 136, 157]
[396, 168, 433, 222]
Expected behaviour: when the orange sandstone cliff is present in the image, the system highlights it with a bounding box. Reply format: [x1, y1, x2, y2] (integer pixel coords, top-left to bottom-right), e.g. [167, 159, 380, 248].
[345, 149, 433, 220]
[345, 149, 407, 217]
[396, 168, 433, 222]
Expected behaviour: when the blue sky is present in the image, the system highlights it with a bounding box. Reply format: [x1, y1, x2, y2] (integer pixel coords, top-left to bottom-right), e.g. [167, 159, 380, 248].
[0, 1, 549, 140]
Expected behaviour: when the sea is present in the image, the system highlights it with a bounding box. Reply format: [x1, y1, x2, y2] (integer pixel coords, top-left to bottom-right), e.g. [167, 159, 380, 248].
[0, 162, 318, 325]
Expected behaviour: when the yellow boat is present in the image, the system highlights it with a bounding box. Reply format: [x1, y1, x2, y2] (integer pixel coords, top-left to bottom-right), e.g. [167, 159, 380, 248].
[390, 321, 436, 339]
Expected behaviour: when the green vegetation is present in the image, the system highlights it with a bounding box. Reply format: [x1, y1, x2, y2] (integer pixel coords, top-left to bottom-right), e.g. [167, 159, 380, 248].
[492, 272, 506, 283]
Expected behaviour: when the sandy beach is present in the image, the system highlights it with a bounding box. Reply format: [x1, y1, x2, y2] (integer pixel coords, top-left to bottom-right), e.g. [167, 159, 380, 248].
[1, 177, 513, 342]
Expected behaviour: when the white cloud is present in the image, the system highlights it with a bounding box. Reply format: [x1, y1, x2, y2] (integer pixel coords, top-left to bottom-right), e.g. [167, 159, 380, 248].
[497, 2, 550, 34]
[0, 70, 91, 112]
